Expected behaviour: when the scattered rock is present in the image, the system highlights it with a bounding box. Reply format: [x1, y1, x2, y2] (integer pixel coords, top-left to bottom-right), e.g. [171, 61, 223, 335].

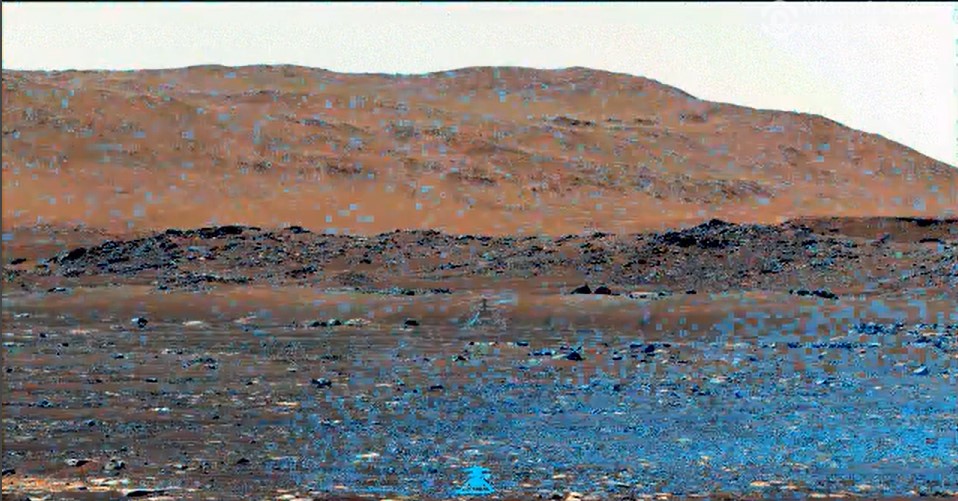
[344, 318, 370, 327]
[288, 265, 318, 278]
[790, 288, 838, 300]
[593, 285, 613, 295]
[566, 351, 584, 361]
[627, 290, 670, 300]
[124, 488, 165, 498]
[760, 259, 784, 274]
[326, 318, 343, 327]
[1, 467, 14, 476]
[311, 378, 332, 388]
[196, 225, 247, 239]
[850, 322, 903, 336]
[812, 289, 838, 299]
[104, 457, 126, 472]
[570, 284, 592, 294]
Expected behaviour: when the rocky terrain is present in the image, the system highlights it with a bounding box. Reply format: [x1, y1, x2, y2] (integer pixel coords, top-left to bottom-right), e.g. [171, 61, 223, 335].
[4, 217, 957, 300]
[3, 64, 958, 500]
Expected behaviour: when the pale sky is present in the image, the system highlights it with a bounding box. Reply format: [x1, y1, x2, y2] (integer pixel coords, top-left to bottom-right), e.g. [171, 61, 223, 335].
[3, 2, 956, 166]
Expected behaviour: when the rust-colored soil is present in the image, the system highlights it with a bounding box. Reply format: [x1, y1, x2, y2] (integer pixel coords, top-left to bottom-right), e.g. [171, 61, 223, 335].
[2, 65, 955, 237]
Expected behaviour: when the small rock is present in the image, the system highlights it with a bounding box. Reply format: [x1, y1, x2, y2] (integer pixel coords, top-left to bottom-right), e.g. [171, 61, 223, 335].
[813, 289, 838, 300]
[428, 384, 445, 391]
[570, 284, 592, 294]
[144, 377, 158, 383]
[914, 366, 930, 376]
[65, 458, 91, 467]
[593, 285, 613, 295]
[235, 457, 251, 465]
[403, 319, 420, 327]
[112, 353, 125, 359]
[566, 351, 584, 361]
[104, 457, 126, 472]
[344, 318, 369, 327]
[1, 467, 14, 476]
[124, 488, 163, 498]
[311, 378, 332, 388]
[47, 286, 70, 293]
[644, 344, 656, 354]
[685, 289, 697, 295]
[131, 317, 149, 328]
[326, 318, 342, 327]
[515, 340, 530, 347]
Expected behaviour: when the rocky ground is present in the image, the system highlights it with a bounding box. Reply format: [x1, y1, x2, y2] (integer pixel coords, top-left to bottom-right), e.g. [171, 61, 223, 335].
[4, 217, 957, 298]
[2, 216, 958, 500]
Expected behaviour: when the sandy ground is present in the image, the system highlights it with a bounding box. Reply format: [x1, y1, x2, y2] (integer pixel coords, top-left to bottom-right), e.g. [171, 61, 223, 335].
[3, 284, 957, 500]
[3, 219, 958, 500]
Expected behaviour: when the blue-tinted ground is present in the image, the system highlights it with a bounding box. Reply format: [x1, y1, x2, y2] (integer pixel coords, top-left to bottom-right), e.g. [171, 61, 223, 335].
[3, 297, 957, 499]
[277, 322, 957, 498]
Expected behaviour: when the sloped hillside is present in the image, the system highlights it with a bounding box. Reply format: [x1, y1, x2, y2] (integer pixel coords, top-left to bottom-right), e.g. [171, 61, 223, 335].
[2, 65, 955, 235]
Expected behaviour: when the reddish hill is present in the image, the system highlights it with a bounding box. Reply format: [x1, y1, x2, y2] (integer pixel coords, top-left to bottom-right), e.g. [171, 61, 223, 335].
[2, 65, 955, 236]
